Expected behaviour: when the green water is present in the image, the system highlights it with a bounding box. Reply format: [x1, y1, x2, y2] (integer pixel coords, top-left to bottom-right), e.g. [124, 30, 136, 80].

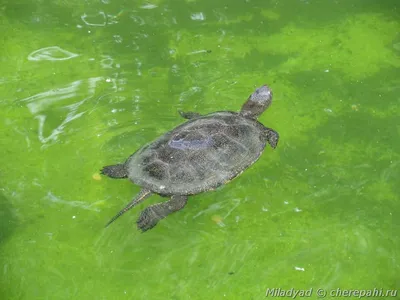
[1, 0, 399, 299]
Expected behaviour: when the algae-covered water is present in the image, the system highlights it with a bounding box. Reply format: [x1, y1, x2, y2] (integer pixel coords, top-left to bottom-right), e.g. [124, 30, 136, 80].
[1, 0, 399, 299]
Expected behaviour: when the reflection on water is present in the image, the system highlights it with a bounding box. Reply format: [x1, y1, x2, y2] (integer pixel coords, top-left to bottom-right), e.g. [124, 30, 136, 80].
[19, 77, 116, 145]
[28, 46, 79, 61]
[46, 191, 103, 212]
[179, 86, 202, 103]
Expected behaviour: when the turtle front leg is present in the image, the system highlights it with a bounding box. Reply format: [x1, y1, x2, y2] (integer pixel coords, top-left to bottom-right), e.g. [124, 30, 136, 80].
[178, 111, 201, 119]
[137, 195, 188, 232]
[264, 127, 279, 149]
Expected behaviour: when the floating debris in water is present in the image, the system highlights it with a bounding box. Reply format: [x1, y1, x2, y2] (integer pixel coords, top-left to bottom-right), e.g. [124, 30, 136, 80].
[92, 173, 102, 181]
[324, 108, 333, 113]
[211, 215, 225, 227]
[351, 104, 360, 111]
[187, 49, 211, 55]
[294, 207, 302, 212]
[294, 266, 305, 271]
[262, 206, 269, 212]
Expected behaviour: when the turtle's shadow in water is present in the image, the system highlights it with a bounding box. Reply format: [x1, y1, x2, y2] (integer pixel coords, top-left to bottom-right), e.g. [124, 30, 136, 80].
[0, 191, 18, 245]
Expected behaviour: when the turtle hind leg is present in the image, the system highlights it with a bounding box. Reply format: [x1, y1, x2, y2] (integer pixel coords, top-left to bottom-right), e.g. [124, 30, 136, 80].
[178, 111, 201, 119]
[137, 195, 188, 232]
[101, 163, 128, 179]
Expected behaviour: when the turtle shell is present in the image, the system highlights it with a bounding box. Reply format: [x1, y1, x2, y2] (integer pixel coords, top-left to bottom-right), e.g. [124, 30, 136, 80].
[125, 111, 267, 195]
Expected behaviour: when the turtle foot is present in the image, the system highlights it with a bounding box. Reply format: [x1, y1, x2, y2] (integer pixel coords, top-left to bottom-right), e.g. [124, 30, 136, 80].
[137, 207, 159, 232]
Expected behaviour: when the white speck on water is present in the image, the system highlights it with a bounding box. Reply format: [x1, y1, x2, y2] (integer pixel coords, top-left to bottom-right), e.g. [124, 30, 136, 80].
[294, 266, 305, 271]
[141, 4, 157, 9]
[159, 185, 165, 190]
[324, 108, 333, 113]
[107, 119, 118, 126]
[88, 30, 91, 33]
[191, 12, 205, 20]
[113, 34, 123, 43]
[284, 201, 289, 205]
[294, 207, 302, 212]
[72, 215, 76, 219]
[305, 168, 308, 171]
[324, 69, 330, 72]
[171, 64, 179, 73]
[105, 78, 111, 83]
[262, 206, 268, 212]
[76, 24, 83, 28]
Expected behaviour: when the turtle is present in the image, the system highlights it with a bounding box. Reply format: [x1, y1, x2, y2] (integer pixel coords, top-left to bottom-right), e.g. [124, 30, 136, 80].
[101, 84, 279, 232]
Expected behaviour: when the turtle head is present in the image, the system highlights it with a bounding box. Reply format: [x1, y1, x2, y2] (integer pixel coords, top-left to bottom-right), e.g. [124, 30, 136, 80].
[239, 85, 273, 119]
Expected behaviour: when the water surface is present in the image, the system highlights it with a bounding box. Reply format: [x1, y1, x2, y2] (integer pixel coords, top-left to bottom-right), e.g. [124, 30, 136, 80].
[1, 0, 399, 299]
